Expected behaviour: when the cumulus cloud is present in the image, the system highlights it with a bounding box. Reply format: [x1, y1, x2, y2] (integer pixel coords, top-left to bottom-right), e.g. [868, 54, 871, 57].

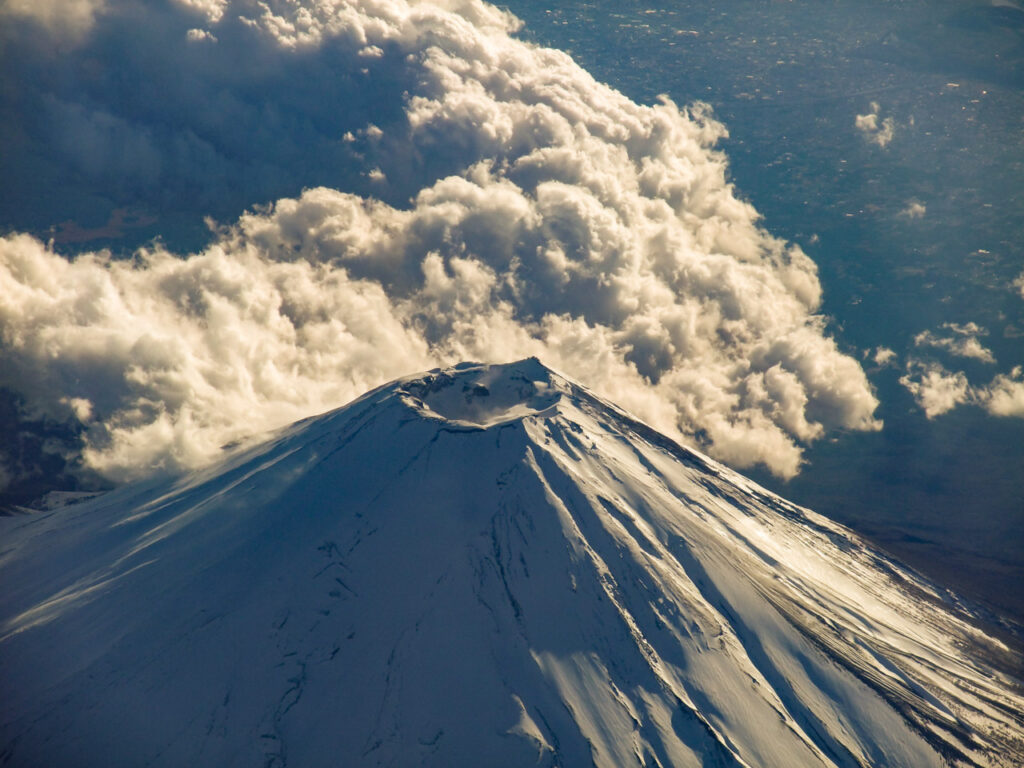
[0, 0, 425, 235]
[871, 346, 897, 367]
[0, 0, 107, 39]
[913, 322, 996, 364]
[855, 102, 895, 148]
[899, 362, 970, 418]
[899, 200, 926, 219]
[0, 232, 434, 482]
[1014, 271, 1024, 300]
[901, 361, 1024, 419]
[175, 0, 227, 24]
[983, 367, 1024, 417]
[900, 321, 1024, 419]
[0, 0, 882, 490]
[186, 27, 218, 43]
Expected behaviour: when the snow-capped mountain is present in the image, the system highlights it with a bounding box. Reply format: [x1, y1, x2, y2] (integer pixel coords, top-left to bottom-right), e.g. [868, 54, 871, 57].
[1, 359, 1021, 767]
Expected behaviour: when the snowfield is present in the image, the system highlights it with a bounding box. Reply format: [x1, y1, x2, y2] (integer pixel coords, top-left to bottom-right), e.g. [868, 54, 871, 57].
[1, 359, 1022, 767]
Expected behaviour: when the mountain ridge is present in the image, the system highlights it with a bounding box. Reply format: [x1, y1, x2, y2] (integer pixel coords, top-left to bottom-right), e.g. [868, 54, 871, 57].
[1, 359, 1022, 767]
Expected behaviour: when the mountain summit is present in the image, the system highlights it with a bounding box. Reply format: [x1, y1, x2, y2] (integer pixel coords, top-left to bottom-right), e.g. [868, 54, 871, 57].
[1, 359, 1022, 767]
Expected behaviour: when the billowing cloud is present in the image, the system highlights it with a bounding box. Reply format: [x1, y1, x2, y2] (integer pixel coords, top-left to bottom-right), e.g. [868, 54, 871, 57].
[0, 231, 433, 482]
[0, 0, 882, 491]
[855, 102, 895, 148]
[913, 322, 996, 364]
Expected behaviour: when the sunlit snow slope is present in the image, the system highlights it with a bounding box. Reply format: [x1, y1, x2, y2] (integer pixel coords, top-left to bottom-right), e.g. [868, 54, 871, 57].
[1, 359, 1022, 767]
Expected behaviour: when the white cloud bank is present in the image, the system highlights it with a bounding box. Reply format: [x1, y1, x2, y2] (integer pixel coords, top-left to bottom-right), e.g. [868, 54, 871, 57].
[0, 0, 883, 487]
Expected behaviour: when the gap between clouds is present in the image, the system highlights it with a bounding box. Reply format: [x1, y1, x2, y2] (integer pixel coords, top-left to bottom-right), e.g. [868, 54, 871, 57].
[0, 0, 884, 490]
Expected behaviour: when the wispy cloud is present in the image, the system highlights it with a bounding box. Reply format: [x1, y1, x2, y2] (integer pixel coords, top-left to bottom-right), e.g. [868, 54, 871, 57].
[913, 322, 996, 364]
[984, 367, 1024, 417]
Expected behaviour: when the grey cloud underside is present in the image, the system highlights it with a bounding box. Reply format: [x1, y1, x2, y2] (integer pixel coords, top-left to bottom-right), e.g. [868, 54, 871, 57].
[0, 0, 880, 490]
[2, 2, 404, 218]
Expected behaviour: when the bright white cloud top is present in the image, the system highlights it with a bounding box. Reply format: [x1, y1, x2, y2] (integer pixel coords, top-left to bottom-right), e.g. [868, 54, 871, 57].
[0, 0, 882, 486]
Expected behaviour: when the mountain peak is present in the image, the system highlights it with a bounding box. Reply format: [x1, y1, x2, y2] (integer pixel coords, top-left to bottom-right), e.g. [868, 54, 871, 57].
[398, 358, 567, 428]
[2, 361, 1022, 767]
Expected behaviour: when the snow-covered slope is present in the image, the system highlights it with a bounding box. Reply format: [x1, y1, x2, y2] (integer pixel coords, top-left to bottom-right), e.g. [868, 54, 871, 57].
[1, 359, 1022, 767]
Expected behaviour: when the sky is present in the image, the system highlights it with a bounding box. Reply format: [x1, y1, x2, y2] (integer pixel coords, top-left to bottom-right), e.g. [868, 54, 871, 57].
[1, 0, 1022, 616]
